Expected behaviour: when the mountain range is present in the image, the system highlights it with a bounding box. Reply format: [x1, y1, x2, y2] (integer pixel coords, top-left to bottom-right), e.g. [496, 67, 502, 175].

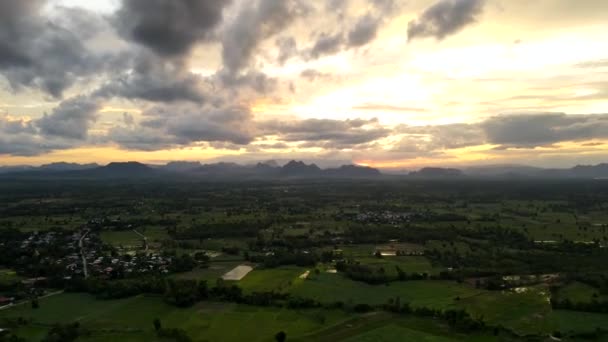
[0, 160, 381, 179]
[1, 161, 607, 179]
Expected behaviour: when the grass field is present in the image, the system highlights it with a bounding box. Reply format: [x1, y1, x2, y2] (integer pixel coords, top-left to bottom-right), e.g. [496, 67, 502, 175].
[239, 266, 306, 293]
[0, 293, 352, 341]
[557, 282, 608, 303]
[8, 290, 604, 341]
[547, 310, 608, 334]
[457, 288, 551, 335]
[344, 324, 457, 342]
[171, 261, 243, 282]
[0, 269, 21, 283]
[100, 228, 169, 249]
[458, 287, 608, 335]
[357, 256, 441, 275]
[290, 273, 482, 308]
[100, 230, 144, 248]
[294, 313, 503, 342]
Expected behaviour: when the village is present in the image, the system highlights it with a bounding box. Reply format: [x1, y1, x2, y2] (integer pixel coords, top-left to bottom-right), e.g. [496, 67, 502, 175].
[22, 229, 173, 279]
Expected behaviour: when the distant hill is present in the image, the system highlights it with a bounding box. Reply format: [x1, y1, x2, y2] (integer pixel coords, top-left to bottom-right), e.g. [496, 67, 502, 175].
[465, 165, 544, 177]
[280, 160, 322, 177]
[570, 163, 608, 178]
[463, 163, 608, 179]
[4, 160, 607, 180]
[161, 161, 202, 172]
[0, 165, 35, 174]
[40, 162, 99, 171]
[323, 164, 381, 178]
[72, 162, 159, 178]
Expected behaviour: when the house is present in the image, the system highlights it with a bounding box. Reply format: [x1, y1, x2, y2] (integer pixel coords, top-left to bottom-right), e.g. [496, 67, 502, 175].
[0, 297, 14, 306]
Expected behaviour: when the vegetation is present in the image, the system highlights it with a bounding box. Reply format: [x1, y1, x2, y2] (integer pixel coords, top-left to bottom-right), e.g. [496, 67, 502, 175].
[1, 179, 608, 340]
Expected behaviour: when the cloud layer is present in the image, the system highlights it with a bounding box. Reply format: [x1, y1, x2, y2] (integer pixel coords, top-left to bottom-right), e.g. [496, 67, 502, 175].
[1, 0, 607, 168]
[408, 0, 485, 41]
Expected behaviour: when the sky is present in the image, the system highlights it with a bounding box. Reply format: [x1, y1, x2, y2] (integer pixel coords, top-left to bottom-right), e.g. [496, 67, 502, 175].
[1, 0, 607, 169]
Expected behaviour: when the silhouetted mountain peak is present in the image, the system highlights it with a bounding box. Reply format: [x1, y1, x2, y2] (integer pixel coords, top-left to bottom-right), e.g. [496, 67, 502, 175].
[324, 164, 381, 178]
[40, 162, 99, 171]
[104, 162, 150, 170]
[281, 160, 321, 176]
[163, 161, 202, 172]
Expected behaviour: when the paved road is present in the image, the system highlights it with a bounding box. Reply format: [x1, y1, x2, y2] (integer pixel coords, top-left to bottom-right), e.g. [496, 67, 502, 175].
[132, 229, 148, 252]
[79, 230, 90, 278]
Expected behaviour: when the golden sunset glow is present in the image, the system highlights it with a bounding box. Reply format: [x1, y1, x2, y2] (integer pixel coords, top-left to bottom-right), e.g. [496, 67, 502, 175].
[2, 0, 608, 169]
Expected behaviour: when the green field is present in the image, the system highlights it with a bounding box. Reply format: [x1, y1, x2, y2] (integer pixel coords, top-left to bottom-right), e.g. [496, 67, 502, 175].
[458, 288, 551, 334]
[290, 273, 482, 308]
[344, 324, 458, 342]
[459, 287, 608, 335]
[171, 261, 243, 282]
[557, 282, 608, 303]
[0, 268, 21, 283]
[100, 228, 169, 249]
[294, 313, 503, 342]
[357, 256, 441, 275]
[239, 266, 306, 293]
[0, 293, 352, 341]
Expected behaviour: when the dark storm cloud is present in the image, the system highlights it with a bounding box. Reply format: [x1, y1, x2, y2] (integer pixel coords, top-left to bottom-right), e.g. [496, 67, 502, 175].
[105, 125, 181, 151]
[408, 0, 485, 41]
[217, 70, 278, 94]
[165, 106, 255, 145]
[95, 53, 207, 103]
[37, 96, 100, 140]
[395, 113, 608, 152]
[481, 113, 608, 148]
[396, 123, 484, 152]
[310, 33, 344, 59]
[0, 115, 36, 135]
[221, 0, 308, 74]
[276, 36, 298, 65]
[106, 104, 256, 151]
[0, 114, 78, 156]
[114, 0, 230, 57]
[0, 0, 103, 97]
[0, 134, 72, 157]
[309, 1, 396, 60]
[347, 15, 380, 47]
[260, 118, 390, 148]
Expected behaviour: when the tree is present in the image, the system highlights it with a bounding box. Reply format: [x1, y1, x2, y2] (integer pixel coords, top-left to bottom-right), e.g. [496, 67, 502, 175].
[153, 318, 161, 332]
[193, 252, 210, 265]
[275, 331, 286, 342]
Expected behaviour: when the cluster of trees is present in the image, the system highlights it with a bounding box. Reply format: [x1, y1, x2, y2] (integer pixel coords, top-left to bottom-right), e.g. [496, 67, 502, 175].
[551, 298, 608, 313]
[346, 225, 457, 245]
[171, 219, 272, 239]
[336, 261, 444, 284]
[155, 326, 192, 342]
[65, 275, 320, 309]
[0, 333, 25, 342]
[381, 297, 487, 333]
[567, 274, 608, 295]
[425, 239, 608, 276]
[42, 323, 88, 342]
[247, 250, 318, 268]
[66, 277, 166, 299]
[169, 254, 197, 273]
